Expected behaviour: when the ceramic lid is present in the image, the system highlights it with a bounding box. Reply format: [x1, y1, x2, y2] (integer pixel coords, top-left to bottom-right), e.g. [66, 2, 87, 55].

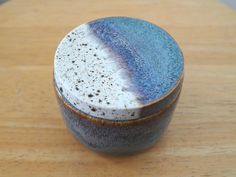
[54, 17, 184, 120]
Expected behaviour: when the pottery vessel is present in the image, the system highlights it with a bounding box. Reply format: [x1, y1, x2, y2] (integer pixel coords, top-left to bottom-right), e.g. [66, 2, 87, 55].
[53, 17, 184, 155]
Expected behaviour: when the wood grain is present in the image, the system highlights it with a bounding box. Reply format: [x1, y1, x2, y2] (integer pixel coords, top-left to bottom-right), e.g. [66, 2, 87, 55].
[0, 0, 236, 176]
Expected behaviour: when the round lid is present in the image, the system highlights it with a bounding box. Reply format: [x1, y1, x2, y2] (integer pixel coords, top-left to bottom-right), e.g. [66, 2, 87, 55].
[54, 17, 184, 121]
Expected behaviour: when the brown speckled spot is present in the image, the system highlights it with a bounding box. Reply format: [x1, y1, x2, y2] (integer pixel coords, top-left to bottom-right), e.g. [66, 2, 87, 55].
[91, 107, 97, 112]
[88, 94, 93, 98]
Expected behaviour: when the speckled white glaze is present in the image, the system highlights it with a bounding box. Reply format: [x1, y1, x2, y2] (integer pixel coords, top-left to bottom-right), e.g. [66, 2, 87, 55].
[54, 24, 141, 120]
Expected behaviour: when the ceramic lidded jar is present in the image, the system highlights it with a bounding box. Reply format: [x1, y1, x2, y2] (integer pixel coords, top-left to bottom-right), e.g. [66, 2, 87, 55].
[54, 17, 184, 155]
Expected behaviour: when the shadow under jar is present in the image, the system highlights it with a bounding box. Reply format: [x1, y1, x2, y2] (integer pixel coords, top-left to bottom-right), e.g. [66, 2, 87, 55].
[53, 17, 184, 155]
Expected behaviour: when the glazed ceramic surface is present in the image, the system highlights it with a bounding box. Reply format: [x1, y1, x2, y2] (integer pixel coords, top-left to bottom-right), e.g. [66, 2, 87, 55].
[54, 17, 184, 154]
[56, 89, 180, 155]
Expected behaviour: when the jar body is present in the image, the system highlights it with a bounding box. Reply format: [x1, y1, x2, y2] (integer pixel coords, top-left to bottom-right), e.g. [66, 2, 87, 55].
[53, 17, 184, 155]
[56, 89, 181, 155]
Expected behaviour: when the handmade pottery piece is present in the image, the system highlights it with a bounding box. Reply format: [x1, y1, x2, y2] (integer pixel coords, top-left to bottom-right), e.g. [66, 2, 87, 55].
[54, 17, 184, 155]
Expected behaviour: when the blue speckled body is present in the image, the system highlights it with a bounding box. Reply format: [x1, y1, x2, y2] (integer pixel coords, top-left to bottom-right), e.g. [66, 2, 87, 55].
[56, 89, 181, 155]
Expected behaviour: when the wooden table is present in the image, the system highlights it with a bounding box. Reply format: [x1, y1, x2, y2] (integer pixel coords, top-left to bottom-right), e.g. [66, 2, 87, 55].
[1, 0, 236, 176]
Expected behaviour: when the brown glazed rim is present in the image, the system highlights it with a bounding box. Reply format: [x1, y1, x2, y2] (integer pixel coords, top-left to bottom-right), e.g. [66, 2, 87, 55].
[54, 74, 183, 126]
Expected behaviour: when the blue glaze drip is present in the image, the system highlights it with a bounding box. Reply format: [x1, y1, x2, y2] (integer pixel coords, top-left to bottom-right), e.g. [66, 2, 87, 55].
[89, 17, 183, 104]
